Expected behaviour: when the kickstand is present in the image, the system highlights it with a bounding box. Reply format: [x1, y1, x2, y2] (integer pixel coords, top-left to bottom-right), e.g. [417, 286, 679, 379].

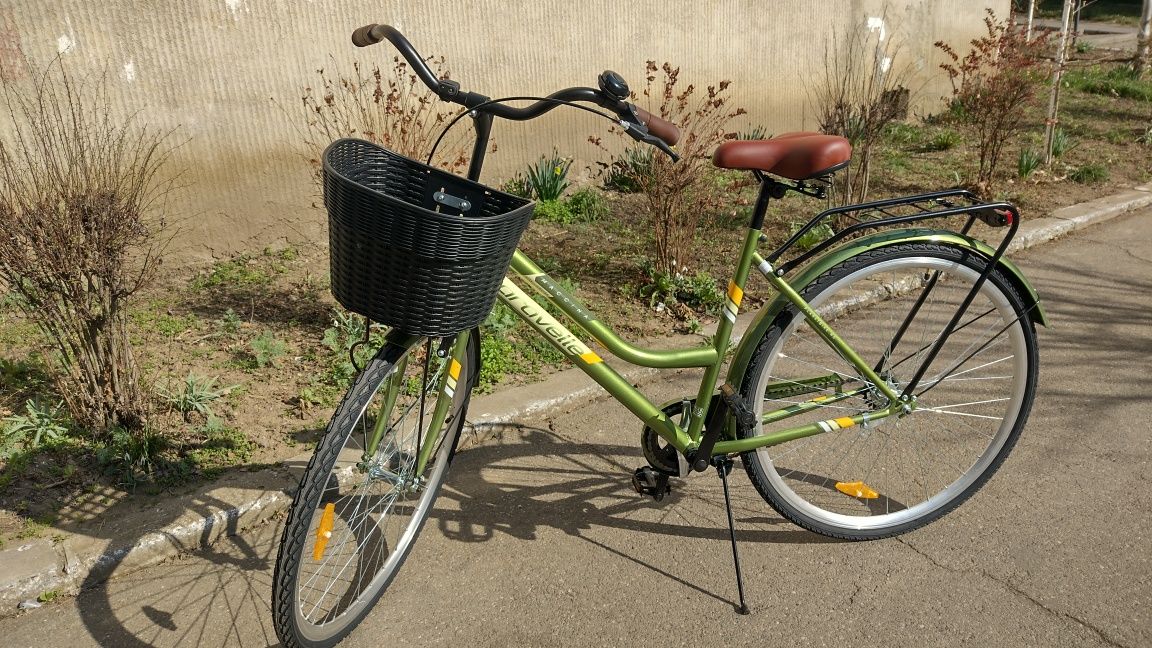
[715, 456, 751, 615]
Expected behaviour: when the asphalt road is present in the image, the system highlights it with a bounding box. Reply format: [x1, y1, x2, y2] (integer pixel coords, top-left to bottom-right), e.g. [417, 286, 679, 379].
[2, 208, 1150, 647]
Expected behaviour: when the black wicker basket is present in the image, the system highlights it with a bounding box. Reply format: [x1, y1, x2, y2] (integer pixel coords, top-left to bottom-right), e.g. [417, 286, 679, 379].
[323, 139, 534, 336]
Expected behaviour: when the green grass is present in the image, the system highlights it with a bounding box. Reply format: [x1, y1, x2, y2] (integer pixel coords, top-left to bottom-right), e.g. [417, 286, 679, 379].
[1064, 66, 1152, 103]
[189, 255, 271, 291]
[0, 316, 39, 347]
[1070, 163, 1109, 184]
[533, 188, 610, 225]
[185, 420, 254, 477]
[162, 374, 236, 421]
[1038, 0, 1143, 26]
[130, 307, 198, 337]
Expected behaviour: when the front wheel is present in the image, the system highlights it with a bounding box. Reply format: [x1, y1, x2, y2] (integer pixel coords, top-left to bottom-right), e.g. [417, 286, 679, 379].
[272, 330, 476, 648]
[740, 243, 1039, 539]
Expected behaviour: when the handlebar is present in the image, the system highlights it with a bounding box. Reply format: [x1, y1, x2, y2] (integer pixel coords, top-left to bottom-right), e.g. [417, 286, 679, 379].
[351, 23, 680, 157]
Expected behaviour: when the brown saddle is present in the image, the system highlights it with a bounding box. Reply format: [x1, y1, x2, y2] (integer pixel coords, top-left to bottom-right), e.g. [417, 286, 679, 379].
[712, 132, 852, 180]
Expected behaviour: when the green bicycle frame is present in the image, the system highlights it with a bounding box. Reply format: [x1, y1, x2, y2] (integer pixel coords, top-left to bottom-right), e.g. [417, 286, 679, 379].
[499, 227, 908, 460]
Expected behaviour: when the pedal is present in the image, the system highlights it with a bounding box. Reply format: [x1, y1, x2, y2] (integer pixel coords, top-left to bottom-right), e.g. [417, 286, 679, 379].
[631, 466, 671, 501]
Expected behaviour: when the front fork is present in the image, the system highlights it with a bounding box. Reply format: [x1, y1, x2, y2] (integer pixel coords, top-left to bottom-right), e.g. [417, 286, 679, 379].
[363, 331, 470, 477]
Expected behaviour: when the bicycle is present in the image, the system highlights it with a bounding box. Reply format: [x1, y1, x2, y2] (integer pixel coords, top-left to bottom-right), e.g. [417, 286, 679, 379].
[272, 23, 1044, 648]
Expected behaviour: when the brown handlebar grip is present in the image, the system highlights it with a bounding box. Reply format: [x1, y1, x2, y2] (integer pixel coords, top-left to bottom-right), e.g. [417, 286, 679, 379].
[352, 24, 383, 47]
[633, 106, 681, 146]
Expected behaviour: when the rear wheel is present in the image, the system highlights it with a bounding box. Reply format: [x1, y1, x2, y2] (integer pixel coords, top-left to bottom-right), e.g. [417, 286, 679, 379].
[272, 331, 476, 648]
[740, 243, 1038, 539]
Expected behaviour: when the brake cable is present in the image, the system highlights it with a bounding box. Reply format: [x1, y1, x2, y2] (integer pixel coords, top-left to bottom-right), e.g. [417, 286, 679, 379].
[426, 96, 622, 168]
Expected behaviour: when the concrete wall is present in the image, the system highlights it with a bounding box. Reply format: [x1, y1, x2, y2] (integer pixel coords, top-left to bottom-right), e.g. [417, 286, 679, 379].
[1, 1, 1008, 265]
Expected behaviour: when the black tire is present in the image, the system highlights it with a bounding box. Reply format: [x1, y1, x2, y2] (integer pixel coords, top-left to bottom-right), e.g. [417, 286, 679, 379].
[740, 243, 1039, 539]
[272, 332, 476, 648]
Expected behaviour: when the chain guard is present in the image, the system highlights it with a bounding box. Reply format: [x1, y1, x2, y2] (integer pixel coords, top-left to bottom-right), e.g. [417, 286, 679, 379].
[641, 400, 693, 476]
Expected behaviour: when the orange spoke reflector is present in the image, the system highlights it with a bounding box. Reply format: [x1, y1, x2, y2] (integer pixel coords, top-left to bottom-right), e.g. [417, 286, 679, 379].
[835, 481, 879, 499]
[312, 503, 336, 561]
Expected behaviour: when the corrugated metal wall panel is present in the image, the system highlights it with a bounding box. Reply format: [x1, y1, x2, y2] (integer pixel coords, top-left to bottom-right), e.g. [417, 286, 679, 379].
[1, 1, 1008, 262]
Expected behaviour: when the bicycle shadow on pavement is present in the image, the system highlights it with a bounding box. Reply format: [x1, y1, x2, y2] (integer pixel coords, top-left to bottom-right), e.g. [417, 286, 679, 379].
[435, 422, 839, 608]
[45, 460, 308, 648]
[46, 418, 839, 645]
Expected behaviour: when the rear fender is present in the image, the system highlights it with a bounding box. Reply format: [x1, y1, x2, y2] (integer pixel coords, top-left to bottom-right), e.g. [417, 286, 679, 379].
[726, 228, 1047, 389]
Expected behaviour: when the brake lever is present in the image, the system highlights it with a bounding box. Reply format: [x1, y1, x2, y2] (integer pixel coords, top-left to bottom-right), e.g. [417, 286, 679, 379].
[621, 120, 680, 162]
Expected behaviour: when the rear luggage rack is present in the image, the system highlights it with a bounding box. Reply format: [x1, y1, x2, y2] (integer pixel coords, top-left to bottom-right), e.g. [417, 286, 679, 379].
[769, 188, 1019, 276]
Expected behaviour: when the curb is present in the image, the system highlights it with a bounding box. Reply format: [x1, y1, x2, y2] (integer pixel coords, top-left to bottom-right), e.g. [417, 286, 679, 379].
[2, 185, 1149, 615]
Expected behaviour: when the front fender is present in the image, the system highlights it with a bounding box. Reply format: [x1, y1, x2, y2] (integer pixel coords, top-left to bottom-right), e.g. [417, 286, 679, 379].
[726, 228, 1047, 389]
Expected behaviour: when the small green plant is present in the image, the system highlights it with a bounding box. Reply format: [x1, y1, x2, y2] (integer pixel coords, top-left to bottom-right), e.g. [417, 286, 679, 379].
[477, 334, 515, 393]
[483, 301, 519, 335]
[564, 187, 609, 222]
[1017, 148, 1043, 179]
[291, 385, 331, 418]
[533, 188, 609, 225]
[37, 590, 59, 604]
[162, 374, 236, 421]
[0, 357, 48, 398]
[739, 125, 771, 140]
[925, 129, 961, 152]
[190, 256, 270, 291]
[1, 399, 69, 459]
[602, 146, 654, 193]
[96, 426, 169, 485]
[639, 266, 725, 316]
[789, 221, 835, 252]
[533, 200, 575, 224]
[1069, 164, 1109, 184]
[219, 308, 243, 336]
[249, 330, 288, 369]
[1104, 128, 1129, 145]
[501, 173, 533, 199]
[1049, 128, 1076, 160]
[525, 151, 571, 201]
[1074, 41, 1095, 54]
[883, 122, 922, 146]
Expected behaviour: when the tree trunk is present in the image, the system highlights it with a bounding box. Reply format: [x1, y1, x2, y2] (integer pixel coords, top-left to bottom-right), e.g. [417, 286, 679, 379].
[1136, 0, 1152, 78]
[1026, 0, 1037, 41]
[1045, 0, 1075, 165]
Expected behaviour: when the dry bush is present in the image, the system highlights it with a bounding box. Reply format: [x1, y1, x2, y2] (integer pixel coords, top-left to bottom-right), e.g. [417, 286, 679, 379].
[811, 18, 914, 207]
[299, 57, 469, 174]
[936, 10, 1052, 194]
[604, 62, 745, 277]
[0, 59, 176, 435]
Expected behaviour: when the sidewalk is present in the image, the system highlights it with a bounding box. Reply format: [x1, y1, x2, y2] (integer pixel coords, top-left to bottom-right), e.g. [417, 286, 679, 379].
[1, 184, 1150, 615]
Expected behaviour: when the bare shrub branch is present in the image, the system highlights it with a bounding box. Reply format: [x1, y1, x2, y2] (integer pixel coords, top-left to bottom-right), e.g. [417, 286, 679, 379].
[811, 15, 915, 207]
[936, 9, 1052, 194]
[600, 62, 745, 277]
[0, 57, 177, 435]
[296, 56, 470, 175]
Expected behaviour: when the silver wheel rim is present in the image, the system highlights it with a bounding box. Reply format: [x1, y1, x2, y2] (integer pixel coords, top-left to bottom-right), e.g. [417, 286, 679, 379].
[293, 354, 460, 641]
[752, 256, 1029, 531]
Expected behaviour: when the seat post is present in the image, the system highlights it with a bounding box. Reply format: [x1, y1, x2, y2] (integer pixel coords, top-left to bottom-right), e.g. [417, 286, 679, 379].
[748, 171, 785, 231]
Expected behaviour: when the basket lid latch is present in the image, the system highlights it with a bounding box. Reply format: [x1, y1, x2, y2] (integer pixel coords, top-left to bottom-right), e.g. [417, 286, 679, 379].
[433, 190, 473, 213]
